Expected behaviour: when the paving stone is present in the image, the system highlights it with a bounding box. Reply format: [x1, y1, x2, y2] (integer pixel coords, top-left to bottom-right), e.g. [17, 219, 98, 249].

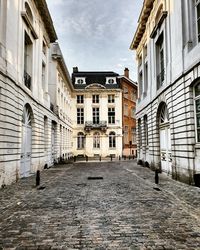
[0, 162, 200, 249]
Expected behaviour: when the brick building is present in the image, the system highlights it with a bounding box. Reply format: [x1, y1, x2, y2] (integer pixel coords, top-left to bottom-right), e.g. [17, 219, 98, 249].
[119, 68, 137, 157]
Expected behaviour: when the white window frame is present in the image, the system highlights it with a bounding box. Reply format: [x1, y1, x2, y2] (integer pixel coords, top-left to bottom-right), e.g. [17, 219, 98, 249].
[92, 94, 99, 103]
[75, 77, 86, 85]
[108, 107, 115, 124]
[108, 94, 115, 103]
[77, 132, 85, 149]
[109, 132, 116, 148]
[77, 108, 84, 124]
[93, 132, 100, 149]
[106, 77, 117, 84]
[93, 107, 100, 124]
[195, 0, 200, 43]
[194, 82, 200, 142]
[77, 95, 84, 104]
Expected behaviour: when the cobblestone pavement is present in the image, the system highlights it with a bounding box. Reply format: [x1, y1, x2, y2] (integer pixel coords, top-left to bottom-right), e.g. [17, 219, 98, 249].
[1, 161, 200, 250]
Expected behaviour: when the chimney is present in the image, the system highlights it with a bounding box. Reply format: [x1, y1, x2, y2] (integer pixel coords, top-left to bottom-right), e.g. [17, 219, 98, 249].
[73, 67, 79, 73]
[124, 68, 129, 78]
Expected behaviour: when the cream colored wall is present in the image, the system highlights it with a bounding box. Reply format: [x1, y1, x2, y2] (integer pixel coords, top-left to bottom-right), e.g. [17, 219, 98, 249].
[73, 90, 123, 158]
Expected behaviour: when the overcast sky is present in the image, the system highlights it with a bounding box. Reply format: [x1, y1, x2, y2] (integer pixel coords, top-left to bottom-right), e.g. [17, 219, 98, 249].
[46, 0, 143, 81]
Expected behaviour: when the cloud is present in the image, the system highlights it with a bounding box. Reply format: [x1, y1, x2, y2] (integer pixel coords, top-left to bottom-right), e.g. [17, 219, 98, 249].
[46, 0, 143, 80]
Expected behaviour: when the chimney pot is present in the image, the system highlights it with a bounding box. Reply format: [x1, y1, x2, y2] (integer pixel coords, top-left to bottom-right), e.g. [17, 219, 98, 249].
[124, 68, 129, 78]
[73, 67, 79, 73]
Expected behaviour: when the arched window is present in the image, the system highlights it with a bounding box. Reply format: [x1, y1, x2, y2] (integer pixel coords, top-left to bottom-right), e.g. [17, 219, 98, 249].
[138, 118, 142, 147]
[77, 132, 85, 149]
[22, 104, 32, 126]
[109, 132, 116, 148]
[93, 132, 100, 148]
[159, 103, 169, 125]
[144, 115, 148, 146]
[25, 2, 33, 24]
[194, 83, 200, 142]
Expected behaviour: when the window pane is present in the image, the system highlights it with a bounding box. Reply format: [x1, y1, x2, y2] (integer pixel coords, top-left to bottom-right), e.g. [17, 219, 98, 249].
[196, 99, 200, 113]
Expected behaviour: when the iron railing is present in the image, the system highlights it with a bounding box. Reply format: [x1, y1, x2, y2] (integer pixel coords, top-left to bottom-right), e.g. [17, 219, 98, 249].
[157, 69, 165, 90]
[85, 121, 107, 131]
[24, 71, 31, 90]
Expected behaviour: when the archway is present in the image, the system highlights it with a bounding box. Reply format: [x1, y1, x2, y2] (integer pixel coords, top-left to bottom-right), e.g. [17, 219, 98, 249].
[20, 104, 33, 177]
[158, 103, 172, 174]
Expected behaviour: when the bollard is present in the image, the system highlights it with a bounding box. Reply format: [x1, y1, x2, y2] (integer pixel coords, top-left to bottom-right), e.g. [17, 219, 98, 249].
[99, 156, 101, 162]
[36, 170, 40, 187]
[129, 155, 131, 160]
[119, 156, 121, 161]
[110, 155, 112, 161]
[74, 156, 76, 162]
[86, 155, 88, 162]
[155, 169, 159, 184]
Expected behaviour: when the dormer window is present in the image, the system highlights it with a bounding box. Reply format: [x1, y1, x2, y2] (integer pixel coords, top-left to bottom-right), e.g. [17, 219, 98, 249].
[106, 77, 116, 84]
[75, 77, 86, 85]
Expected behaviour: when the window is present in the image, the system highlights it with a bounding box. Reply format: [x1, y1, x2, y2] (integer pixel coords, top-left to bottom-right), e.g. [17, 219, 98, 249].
[124, 126, 129, 144]
[25, 2, 33, 24]
[93, 132, 100, 148]
[108, 107, 115, 124]
[131, 90, 137, 102]
[144, 115, 148, 146]
[196, 0, 200, 42]
[131, 128, 136, 143]
[124, 104, 128, 116]
[144, 62, 148, 97]
[42, 62, 46, 91]
[106, 77, 116, 84]
[93, 107, 99, 124]
[77, 108, 84, 124]
[124, 87, 128, 98]
[108, 94, 115, 103]
[138, 119, 142, 147]
[109, 132, 116, 148]
[75, 78, 86, 84]
[92, 95, 99, 103]
[42, 41, 46, 55]
[77, 95, 84, 104]
[44, 116, 48, 151]
[77, 132, 85, 149]
[131, 107, 136, 118]
[24, 32, 33, 90]
[139, 71, 143, 98]
[194, 83, 200, 142]
[156, 33, 165, 89]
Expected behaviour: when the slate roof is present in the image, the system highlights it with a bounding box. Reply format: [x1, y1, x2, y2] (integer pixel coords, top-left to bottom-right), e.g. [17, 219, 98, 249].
[72, 71, 120, 89]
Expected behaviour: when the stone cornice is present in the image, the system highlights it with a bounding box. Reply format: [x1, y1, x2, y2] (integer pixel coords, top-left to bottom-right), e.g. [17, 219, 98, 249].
[130, 0, 154, 50]
[34, 0, 57, 42]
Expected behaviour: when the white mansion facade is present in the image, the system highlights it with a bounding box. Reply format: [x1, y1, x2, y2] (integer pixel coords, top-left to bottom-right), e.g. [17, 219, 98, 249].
[0, 0, 73, 187]
[130, 0, 200, 184]
[72, 69, 123, 158]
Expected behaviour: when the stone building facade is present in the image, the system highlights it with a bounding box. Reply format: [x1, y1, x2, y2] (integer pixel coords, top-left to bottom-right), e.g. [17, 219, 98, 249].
[130, 0, 200, 184]
[72, 68, 123, 158]
[119, 68, 137, 157]
[0, 0, 73, 187]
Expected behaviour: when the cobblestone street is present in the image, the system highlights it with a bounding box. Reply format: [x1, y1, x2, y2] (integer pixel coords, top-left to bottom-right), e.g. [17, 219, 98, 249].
[1, 160, 200, 250]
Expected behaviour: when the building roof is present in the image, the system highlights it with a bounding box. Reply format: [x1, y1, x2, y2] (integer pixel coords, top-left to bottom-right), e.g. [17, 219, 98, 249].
[34, 0, 57, 42]
[51, 43, 73, 91]
[118, 76, 138, 88]
[72, 71, 120, 89]
[130, 0, 154, 50]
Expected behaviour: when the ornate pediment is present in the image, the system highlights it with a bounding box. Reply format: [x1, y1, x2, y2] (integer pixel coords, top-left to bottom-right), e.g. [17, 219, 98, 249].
[85, 83, 105, 89]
